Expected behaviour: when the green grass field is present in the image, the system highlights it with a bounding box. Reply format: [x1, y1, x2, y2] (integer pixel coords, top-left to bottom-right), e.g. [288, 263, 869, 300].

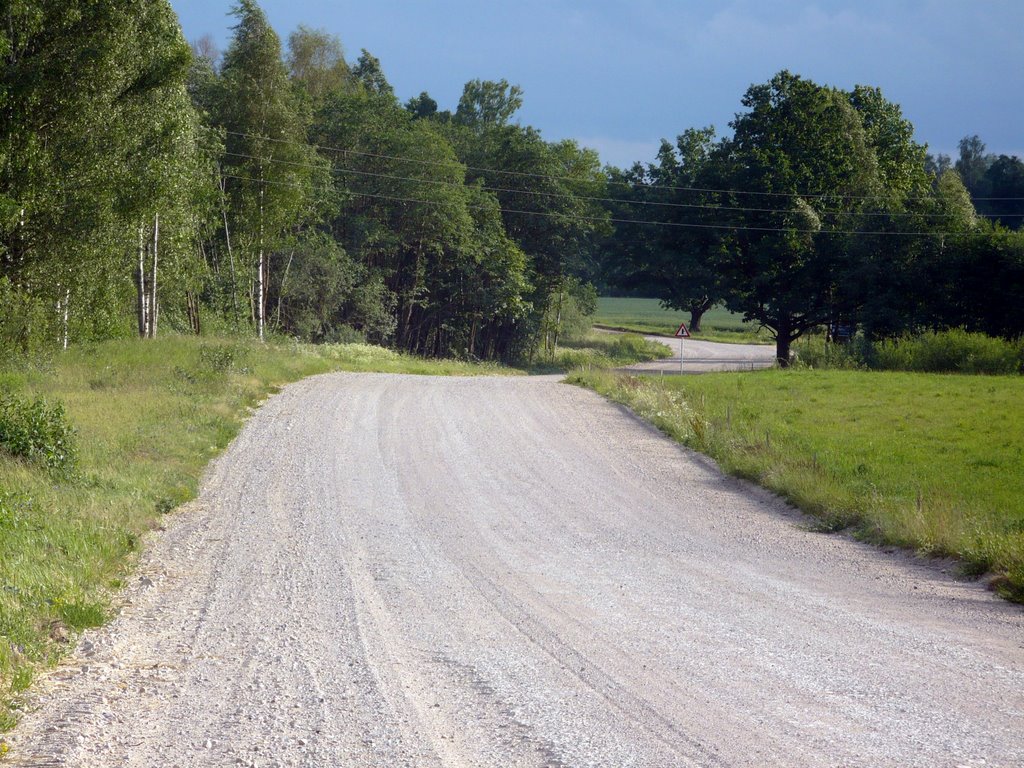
[0, 336, 514, 730]
[593, 297, 770, 344]
[570, 368, 1024, 602]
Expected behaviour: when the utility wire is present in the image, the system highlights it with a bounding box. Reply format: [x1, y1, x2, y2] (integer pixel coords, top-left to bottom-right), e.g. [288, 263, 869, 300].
[224, 129, 1024, 203]
[223, 150, 1020, 219]
[219, 172, 981, 237]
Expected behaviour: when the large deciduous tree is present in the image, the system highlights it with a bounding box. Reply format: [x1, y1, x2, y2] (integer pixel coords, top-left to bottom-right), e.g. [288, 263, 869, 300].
[706, 72, 881, 363]
[702, 72, 956, 363]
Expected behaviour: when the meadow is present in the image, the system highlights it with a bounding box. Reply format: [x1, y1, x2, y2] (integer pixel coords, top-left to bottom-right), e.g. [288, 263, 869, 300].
[570, 368, 1024, 602]
[593, 297, 770, 343]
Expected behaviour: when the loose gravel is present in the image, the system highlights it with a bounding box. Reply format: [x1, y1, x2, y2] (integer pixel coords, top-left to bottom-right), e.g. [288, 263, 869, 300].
[4, 373, 1022, 767]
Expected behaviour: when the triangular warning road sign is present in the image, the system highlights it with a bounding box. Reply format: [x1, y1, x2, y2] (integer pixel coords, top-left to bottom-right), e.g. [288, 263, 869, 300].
[674, 322, 691, 338]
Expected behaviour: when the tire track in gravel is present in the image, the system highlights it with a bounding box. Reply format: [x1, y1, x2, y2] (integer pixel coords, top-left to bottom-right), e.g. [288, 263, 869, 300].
[4, 372, 1023, 767]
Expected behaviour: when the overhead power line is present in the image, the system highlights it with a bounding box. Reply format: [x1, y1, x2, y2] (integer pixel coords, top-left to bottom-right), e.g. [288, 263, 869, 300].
[223, 129, 1024, 203]
[219, 172, 986, 237]
[222, 150, 1022, 219]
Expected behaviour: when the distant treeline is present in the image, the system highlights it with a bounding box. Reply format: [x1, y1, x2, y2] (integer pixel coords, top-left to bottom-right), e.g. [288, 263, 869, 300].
[2, 1, 1021, 364]
[597, 75, 1024, 363]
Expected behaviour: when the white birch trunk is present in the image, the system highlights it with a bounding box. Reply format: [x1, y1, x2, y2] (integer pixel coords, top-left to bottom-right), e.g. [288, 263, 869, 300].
[257, 173, 265, 342]
[218, 167, 239, 319]
[61, 288, 69, 350]
[149, 213, 159, 338]
[137, 223, 147, 337]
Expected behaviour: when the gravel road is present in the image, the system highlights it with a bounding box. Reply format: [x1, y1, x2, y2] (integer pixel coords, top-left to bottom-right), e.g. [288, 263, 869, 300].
[611, 333, 777, 374]
[6, 373, 1023, 767]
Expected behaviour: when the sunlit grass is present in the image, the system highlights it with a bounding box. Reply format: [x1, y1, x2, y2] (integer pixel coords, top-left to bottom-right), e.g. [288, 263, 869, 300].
[530, 331, 672, 372]
[570, 368, 1024, 602]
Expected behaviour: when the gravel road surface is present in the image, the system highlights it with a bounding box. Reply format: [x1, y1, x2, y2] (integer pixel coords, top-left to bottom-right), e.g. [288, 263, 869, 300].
[6, 373, 1023, 767]
[615, 333, 776, 374]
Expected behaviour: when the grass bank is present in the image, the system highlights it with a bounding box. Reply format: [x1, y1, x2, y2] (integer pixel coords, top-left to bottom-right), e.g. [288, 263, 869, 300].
[594, 297, 770, 344]
[570, 368, 1024, 602]
[0, 336, 509, 730]
[530, 330, 672, 373]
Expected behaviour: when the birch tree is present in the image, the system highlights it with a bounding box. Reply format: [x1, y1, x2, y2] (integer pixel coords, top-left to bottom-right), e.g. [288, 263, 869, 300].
[216, 0, 324, 340]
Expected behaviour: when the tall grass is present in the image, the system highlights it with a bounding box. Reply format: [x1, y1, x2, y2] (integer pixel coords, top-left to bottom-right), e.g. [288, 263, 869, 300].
[532, 331, 672, 372]
[872, 330, 1023, 374]
[796, 329, 1024, 375]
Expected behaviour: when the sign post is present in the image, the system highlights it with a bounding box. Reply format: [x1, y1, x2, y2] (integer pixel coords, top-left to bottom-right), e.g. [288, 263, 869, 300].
[674, 322, 690, 373]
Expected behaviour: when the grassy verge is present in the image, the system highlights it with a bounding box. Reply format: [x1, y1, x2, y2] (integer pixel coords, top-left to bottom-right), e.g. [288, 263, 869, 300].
[594, 297, 771, 344]
[530, 331, 673, 373]
[569, 368, 1024, 602]
[0, 335, 509, 730]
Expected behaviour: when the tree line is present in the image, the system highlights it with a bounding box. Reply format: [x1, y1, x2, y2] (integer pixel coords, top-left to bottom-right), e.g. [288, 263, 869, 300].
[1, 0, 607, 362]
[2, 2, 1021, 365]
[599, 73, 1024, 363]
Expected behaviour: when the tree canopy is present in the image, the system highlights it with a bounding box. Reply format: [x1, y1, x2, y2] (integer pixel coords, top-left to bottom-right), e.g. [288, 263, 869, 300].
[2, 3, 1021, 363]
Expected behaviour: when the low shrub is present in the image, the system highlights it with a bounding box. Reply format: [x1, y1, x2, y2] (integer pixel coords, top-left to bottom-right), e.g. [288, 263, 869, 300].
[0, 393, 77, 475]
[551, 348, 615, 370]
[796, 329, 1022, 375]
[606, 333, 671, 361]
[198, 344, 244, 372]
[0, 277, 53, 359]
[873, 330, 1020, 374]
[794, 335, 864, 370]
[325, 325, 366, 345]
[554, 332, 672, 369]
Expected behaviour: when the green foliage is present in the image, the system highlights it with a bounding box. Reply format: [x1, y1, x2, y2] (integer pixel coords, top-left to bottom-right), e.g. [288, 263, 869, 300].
[0, 393, 77, 474]
[977, 154, 1024, 230]
[537, 331, 671, 373]
[602, 332, 672, 361]
[4, 4, 1020, 377]
[792, 335, 865, 370]
[706, 72, 922, 364]
[0, 277, 52, 356]
[313, 71, 542, 361]
[1, 0, 207, 349]
[351, 49, 394, 98]
[286, 25, 352, 106]
[454, 79, 524, 129]
[217, 0, 328, 336]
[600, 127, 724, 329]
[405, 91, 438, 120]
[539, 278, 597, 348]
[571, 368, 1024, 602]
[871, 330, 1022, 374]
[597, 72, 1017, 363]
[797, 330, 1023, 374]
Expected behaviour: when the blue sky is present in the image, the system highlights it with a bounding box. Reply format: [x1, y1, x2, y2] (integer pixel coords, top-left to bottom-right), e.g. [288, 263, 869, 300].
[170, 0, 1024, 169]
